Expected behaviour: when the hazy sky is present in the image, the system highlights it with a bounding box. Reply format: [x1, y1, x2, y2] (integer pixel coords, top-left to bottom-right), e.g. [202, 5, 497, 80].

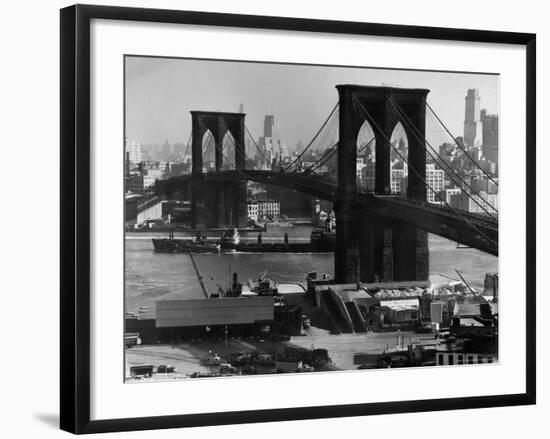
[125, 56, 499, 149]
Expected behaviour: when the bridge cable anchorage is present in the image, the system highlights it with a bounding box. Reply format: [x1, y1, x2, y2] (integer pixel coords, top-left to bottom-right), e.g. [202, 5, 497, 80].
[244, 124, 270, 167]
[423, 98, 498, 187]
[282, 101, 339, 173]
[351, 92, 498, 247]
[386, 94, 498, 219]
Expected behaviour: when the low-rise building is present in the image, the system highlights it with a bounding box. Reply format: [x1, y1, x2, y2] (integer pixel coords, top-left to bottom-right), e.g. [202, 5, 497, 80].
[247, 202, 259, 221]
[440, 187, 462, 204]
[256, 199, 280, 220]
[391, 167, 407, 194]
[126, 171, 160, 193]
[436, 351, 495, 366]
[379, 298, 420, 324]
[449, 190, 498, 214]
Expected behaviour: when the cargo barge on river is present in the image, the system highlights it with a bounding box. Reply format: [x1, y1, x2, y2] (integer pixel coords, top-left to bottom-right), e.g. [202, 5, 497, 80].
[220, 229, 335, 253]
[152, 232, 220, 253]
[151, 229, 335, 253]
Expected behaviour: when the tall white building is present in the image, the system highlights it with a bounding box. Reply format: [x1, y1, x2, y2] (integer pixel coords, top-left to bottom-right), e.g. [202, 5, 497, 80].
[426, 163, 445, 203]
[126, 138, 142, 164]
[463, 89, 483, 148]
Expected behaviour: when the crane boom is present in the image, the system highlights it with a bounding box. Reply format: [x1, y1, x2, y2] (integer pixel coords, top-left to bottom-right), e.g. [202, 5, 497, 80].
[188, 250, 209, 298]
[455, 269, 477, 296]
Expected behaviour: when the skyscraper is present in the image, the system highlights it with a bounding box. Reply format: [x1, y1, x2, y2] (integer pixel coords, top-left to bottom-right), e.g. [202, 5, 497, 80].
[125, 138, 142, 164]
[481, 109, 499, 164]
[463, 89, 483, 148]
[263, 115, 275, 138]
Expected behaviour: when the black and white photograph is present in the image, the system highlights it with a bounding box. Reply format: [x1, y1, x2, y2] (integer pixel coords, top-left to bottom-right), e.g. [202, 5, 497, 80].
[1, 0, 543, 436]
[124, 56, 500, 381]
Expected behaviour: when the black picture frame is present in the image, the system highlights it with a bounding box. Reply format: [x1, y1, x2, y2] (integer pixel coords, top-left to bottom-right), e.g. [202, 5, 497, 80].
[60, 4, 536, 434]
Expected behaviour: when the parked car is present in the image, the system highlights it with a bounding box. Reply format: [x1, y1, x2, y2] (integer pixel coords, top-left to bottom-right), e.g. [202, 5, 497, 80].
[129, 365, 154, 377]
[219, 363, 236, 375]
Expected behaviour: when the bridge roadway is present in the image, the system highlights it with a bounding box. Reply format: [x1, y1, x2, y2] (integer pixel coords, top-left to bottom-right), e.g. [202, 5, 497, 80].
[157, 169, 498, 256]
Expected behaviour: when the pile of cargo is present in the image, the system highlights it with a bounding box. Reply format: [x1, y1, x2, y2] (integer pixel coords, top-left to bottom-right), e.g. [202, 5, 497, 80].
[371, 287, 427, 299]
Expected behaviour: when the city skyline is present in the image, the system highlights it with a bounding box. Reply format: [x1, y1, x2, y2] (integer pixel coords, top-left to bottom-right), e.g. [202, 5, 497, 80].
[125, 56, 499, 150]
[124, 63, 499, 384]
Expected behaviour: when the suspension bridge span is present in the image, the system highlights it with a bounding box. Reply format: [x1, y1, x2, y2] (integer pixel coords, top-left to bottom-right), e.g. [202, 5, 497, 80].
[155, 85, 499, 284]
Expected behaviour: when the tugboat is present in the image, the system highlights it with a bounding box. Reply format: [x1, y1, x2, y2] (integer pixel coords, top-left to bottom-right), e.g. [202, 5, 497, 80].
[248, 271, 278, 296]
[219, 228, 240, 251]
[152, 232, 221, 253]
[210, 272, 243, 298]
[219, 227, 335, 253]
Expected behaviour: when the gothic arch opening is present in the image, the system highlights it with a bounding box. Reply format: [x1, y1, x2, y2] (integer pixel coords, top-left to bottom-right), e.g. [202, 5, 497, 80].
[389, 121, 409, 195]
[201, 129, 215, 173]
[221, 131, 236, 170]
[356, 119, 376, 192]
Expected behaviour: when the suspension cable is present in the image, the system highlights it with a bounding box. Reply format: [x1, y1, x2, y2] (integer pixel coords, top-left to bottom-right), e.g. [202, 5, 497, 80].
[282, 102, 339, 172]
[423, 98, 499, 187]
[202, 131, 214, 162]
[181, 130, 192, 163]
[303, 142, 339, 174]
[219, 130, 235, 170]
[219, 118, 259, 170]
[303, 135, 375, 175]
[301, 109, 340, 173]
[387, 94, 497, 218]
[387, 94, 497, 217]
[244, 124, 270, 166]
[351, 93, 497, 247]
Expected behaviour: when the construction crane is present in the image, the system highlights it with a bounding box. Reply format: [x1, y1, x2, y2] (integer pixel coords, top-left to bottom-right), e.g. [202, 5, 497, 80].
[187, 250, 210, 298]
[455, 269, 478, 296]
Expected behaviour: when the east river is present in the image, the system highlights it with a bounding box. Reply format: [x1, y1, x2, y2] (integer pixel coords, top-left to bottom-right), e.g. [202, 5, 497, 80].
[125, 226, 498, 313]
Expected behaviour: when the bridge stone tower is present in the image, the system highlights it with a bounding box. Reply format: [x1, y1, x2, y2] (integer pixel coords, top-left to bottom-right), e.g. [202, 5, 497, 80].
[190, 111, 247, 229]
[335, 85, 430, 284]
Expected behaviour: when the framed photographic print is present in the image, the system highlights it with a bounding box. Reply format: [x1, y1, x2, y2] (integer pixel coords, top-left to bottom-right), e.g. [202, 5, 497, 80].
[60, 4, 536, 434]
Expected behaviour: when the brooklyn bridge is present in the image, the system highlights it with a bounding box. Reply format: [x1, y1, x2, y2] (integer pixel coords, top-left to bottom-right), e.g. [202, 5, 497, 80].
[156, 85, 498, 284]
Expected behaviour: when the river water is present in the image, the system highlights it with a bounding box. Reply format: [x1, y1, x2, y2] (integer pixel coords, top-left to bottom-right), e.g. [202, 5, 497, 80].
[125, 226, 498, 313]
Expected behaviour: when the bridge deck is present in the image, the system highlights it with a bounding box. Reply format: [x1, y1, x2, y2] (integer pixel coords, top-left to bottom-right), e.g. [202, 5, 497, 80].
[156, 170, 498, 256]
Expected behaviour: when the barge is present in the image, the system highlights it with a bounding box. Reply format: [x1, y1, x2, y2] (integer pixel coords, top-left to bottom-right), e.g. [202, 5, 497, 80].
[220, 229, 335, 253]
[152, 232, 221, 253]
